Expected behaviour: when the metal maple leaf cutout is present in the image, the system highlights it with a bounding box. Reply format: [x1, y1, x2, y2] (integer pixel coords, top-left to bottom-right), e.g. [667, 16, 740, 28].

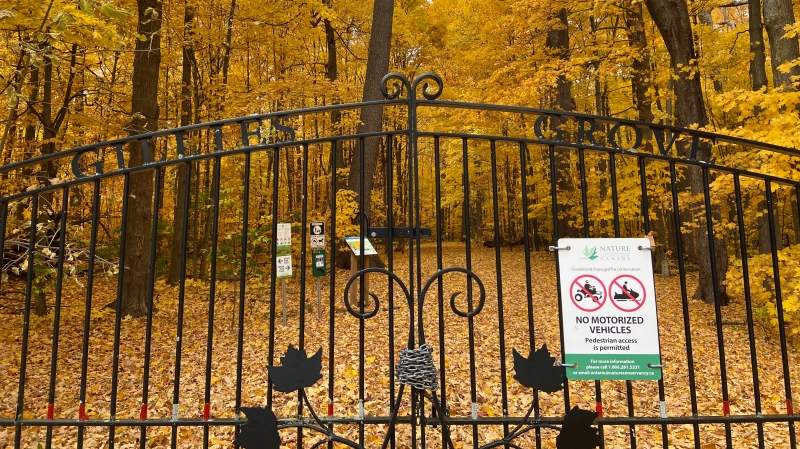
[512, 344, 565, 393]
[234, 406, 281, 449]
[556, 406, 602, 449]
[266, 345, 323, 393]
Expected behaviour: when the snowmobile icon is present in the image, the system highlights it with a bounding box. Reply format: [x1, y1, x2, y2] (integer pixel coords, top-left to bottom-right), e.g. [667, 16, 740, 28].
[575, 281, 602, 303]
[613, 281, 640, 300]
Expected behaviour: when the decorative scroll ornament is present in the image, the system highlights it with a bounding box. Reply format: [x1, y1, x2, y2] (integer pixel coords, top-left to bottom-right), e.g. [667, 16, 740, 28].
[381, 72, 444, 101]
[233, 72, 600, 449]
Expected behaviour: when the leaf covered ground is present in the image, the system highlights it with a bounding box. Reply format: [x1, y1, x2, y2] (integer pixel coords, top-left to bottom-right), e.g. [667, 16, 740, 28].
[1, 243, 798, 448]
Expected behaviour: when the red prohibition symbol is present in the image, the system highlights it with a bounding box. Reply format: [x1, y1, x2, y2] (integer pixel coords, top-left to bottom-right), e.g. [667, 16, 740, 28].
[609, 274, 646, 312]
[570, 275, 607, 312]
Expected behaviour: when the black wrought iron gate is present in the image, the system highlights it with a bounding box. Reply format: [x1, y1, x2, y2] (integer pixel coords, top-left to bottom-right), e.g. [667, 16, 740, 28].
[1, 73, 799, 448]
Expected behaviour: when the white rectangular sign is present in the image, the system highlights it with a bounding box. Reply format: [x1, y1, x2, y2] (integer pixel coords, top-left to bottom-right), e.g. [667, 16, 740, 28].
[276, 254, 292, 279]
[276, 223, 292, 249]
[310, 221, 325, 249]
[557, 237, 662, 380]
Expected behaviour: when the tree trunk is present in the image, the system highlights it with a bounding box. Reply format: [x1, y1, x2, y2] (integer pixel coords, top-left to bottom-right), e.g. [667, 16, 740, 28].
[118, 0, 162, 318]
[324, 2, 346, 192]
[347, 0, 394, 215]
[168, 4, 196, 285]
[762, 0, 800, 90]
[546, 7, 574, 240]
[644, 0, 729, 305]
[340, 0, 394, 269]
[624, 1, 654, 124]
[749, 0, 769, 91]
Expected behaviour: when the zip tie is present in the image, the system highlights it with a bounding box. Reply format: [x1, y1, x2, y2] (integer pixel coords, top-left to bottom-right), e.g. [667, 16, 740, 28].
[548, 245, 571, 251]
[47, 404, 54, 420]
[203, 403, 210, 420]
[557, 361, 578, 368]
[471, 402, 478, 420]
[660, 401, 667, 418]
[723, 400, 730, 416]
[596, 402, 603, 418]
[140, 403, 148, 420]
[638, 245, 654, 251]
[648, 363, 665, 369]
[172, 403, 179, 421]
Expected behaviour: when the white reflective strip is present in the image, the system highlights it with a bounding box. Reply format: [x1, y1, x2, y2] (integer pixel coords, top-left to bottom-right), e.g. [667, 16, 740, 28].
[660, 401, 667, 418]
[358, 400, 365, 419]
[172, 403, 179, 421]
[471, 402, 478, 420]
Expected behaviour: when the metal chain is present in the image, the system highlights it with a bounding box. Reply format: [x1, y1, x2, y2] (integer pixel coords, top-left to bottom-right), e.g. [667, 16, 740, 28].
[396, 344, 438, 391]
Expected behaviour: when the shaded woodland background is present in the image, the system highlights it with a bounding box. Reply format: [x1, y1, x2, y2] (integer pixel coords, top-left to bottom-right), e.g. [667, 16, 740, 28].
[2, 0, 800, 333]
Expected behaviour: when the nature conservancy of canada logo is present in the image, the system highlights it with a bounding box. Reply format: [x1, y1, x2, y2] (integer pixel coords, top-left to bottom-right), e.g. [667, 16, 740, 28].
[582, 244, 632, 262]
[583, 245, 598, 260]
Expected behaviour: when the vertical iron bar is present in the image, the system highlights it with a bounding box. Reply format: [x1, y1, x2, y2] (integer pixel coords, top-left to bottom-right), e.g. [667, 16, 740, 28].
[518, 142, 541, 448]
[140, 167, 164, 448]
[701, 167, 732, 447]
[733, 174, 765, 448]
[44, 187, 69, 449]
[235, 152, 251, 444]
[489, 140, 510, 438]
[669, 162, 701, 447]
[609, 153, 636, 449]
[327, 140, 338, 446]
[764, 179, 796, 447]
[78, 180, 101, 449]
[297, 144, 310, 448]
[637, 156, 669, 448]
[172, 159, 192, 449]
[110, 174, 132, 449]
[460, 137, 478, 448]
[267, 145, 281, 406]
[14, 193, 38, 449]
[386, 134, 397, 449]
[357, 136, 367, 447]
[549, 145, 571, 414]
[203, 156, 222, 447]
[579, 148, 605, 447]
[434, 136, 449, 449]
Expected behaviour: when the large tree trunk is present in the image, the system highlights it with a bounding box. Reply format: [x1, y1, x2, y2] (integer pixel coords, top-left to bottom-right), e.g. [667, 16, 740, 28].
[118, 0, 162, 318]
[546, 7, 574, 239]
[749, 0, 769, 91]
[762, 0, 800, 90]
[624, 1, 654, 124]
[339, 0, 394, 269]
[644, 0, 729, 305]
[168, 5, 196, 285]
[347, 0, 393, 214]
[324, 0, 346, 193]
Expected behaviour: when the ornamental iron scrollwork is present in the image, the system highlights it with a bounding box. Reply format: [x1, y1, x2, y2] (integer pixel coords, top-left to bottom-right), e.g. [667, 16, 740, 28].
[234, 266, 601, 449]
[233, 73, 600, 449]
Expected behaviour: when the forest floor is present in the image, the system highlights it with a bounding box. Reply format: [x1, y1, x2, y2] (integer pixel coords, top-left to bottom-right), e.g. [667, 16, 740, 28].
[0, 242, 798, 448]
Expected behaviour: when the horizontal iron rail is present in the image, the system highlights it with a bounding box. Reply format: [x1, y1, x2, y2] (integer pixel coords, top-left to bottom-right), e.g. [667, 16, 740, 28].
[4, 414, 799, 427]
[415, 99, 800, 156]
[6, 129, 800, 203]
[3, 99, 799, 178]
[0, 100, 408, 174]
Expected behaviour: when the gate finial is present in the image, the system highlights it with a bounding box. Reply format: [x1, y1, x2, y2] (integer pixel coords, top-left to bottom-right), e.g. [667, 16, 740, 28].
[381, 72, 443, 100]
